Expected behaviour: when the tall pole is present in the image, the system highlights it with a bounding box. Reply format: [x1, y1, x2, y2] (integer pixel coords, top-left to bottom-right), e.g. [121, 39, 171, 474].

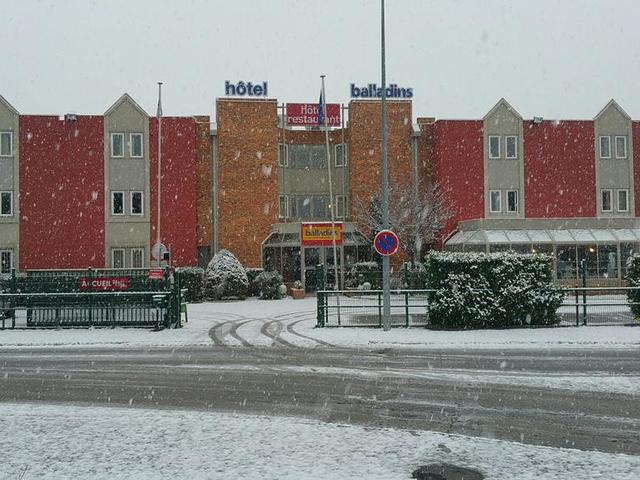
[321, 75, 340, 294]
[156, 82, 163, 267]
[380, 0, 391, 331]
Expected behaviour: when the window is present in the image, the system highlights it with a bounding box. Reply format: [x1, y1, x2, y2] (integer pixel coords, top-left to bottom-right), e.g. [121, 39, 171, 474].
[279, 194, 288, 219]
[0, 250, 12, 275]
[111, 191, 124, 215]
[278, 143, 288, 167]
[615, 136, 627, 159]
[0, 131, 12, 157]
[111, 133, 124, 157]
[336, 195, 346, 218]
[601, 189, 612, 212]
[131, 248, 144, 268]
[335, 144, 346, 167]
[488, 136, 500, 159]
[489, 190, 501, 213]
[506, 190, 518, 213]
[599, 136, 611, 159]
[505, 136, 517, 159]
[130, 133, 143, 157]
[130, 191, 143, 215]
[112, 248, 125, 268]
[617, 189, 629, 212]
[0, 191, 12, 216]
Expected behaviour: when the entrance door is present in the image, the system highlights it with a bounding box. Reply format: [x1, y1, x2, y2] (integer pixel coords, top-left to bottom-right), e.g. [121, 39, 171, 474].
[303, 247, 320, 292]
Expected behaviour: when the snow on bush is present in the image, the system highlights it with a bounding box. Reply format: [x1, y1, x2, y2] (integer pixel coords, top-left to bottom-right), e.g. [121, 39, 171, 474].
[625, 254, 640, 316]
[254, 271, 284, 300]
[401, 261, 427, 289]
[175, 267, 204, 302]
[203, 250, 249, 300]
[245, 268, 265, 297]
[346, 262, 381, 289]
[426, 251, 563, 329]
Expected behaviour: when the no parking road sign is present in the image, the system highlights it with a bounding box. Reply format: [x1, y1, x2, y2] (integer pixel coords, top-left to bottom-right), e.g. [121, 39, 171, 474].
[373, 229, 399, 256]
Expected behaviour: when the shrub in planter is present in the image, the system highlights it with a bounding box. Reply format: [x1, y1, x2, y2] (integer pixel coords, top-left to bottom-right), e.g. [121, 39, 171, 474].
[203, 250, 249, 300]
[246, 267, 265, 297]
[255, 271, 284, 299]
[425, 251, 562, 329]
[175, 267, 204, 302]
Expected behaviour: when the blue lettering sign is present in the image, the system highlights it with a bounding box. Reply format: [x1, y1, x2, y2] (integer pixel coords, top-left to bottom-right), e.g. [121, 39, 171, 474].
[225, 81, 269, 97]
[350, 83, 413, 99]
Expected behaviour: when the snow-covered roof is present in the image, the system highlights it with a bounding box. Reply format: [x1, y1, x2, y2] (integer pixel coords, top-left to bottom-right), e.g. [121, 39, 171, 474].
[446, 228, 640, 246]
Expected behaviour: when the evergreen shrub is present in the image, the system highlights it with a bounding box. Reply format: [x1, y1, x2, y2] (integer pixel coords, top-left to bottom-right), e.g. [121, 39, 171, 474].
[175, 267, 204, 302]
[625, 254, 640, 316]
[347, 262, 381, 289]
[425, 251, 563, 329]
[204, 250, 249, 300]
[255, 271, 284, 299]
[245, 268, 265, 297]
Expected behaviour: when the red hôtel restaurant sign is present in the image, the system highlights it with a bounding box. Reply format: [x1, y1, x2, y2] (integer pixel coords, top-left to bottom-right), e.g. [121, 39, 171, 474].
[286, 103, 341, 127]
[301, 222, 343, 247]
[79, 277, 130, 291]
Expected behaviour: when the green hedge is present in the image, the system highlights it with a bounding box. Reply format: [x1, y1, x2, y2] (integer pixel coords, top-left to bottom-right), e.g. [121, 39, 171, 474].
[175, 267, 204, 302]
[425, 252, 563, 329]
[346, 262, 381, 289]
[255, 271, 284, 299]
[625, 254, 640, 316]
[245, 268, 265, 297]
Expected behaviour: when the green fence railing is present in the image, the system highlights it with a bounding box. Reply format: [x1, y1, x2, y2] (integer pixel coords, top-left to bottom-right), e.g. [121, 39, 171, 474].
[1, 267, 185, 329]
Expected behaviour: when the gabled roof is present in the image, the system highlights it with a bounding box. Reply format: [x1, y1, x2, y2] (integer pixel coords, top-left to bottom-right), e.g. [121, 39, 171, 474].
[483, 98, 522, 121]
[0, 94, 19, 115]
[104, 93, 149, 117]
[594, 99, 630, 121]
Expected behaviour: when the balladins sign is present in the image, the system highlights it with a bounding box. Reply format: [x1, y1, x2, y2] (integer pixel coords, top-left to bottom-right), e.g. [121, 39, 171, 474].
[350, 83, 413, 99]
[225, 80, 268, 97]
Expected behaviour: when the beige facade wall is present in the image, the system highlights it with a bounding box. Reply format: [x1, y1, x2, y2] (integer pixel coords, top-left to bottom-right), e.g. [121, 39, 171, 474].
[103, 95, 150, 267]
[0, 96, 19, 271]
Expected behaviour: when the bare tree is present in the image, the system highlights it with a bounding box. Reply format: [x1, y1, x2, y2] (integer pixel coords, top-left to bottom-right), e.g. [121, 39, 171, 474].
[354, 180, 452, 263]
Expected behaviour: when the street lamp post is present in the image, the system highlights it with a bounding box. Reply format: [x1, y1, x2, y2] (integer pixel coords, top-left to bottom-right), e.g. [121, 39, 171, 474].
[156, 82, 163, 267]
[380, 0, 391, 331]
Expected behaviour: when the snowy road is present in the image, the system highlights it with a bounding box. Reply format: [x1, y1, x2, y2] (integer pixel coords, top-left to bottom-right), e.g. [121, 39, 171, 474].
[1, 346, 639, 458]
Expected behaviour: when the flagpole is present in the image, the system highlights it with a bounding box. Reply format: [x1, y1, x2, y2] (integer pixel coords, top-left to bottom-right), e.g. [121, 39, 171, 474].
[320, 76, 340, 296]
[156, 82, 163, 267]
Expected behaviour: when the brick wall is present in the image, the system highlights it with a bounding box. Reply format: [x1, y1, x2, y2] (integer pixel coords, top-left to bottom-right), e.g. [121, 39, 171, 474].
[216, 99, 278, 267]
[194, 116, 211, 248]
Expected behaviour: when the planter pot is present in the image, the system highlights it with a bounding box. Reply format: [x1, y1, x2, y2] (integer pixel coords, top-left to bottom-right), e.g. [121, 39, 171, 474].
[290, 288, 305, 299]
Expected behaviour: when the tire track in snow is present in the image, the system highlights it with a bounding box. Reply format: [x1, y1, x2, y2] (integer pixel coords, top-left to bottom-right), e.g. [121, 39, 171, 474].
[260, 320, 298, 348]
[285, 317, 337, 348]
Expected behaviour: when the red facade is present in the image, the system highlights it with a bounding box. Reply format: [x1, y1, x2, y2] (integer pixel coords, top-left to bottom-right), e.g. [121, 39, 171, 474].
[431, 120, 484, 240]
[19, 115, 105, 269]
[633, 122, 640, 215]
[524, 120, 596, 218]
[149, 117, 198, 266]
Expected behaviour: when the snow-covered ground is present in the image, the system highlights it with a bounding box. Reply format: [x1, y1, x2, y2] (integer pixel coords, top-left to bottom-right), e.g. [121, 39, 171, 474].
[1, 296, 639, 350]
[1, 403, 638, 480]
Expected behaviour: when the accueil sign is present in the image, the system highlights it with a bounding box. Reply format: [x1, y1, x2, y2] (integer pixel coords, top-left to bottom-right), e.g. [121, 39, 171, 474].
[224, 80, 268, 97]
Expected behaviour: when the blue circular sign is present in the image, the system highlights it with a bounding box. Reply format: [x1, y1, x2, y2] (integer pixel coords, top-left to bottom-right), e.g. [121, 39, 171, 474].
[373, 229, 399, 256]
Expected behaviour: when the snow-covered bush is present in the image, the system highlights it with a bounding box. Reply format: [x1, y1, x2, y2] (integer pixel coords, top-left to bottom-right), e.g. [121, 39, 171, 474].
[625, 254, 640, 316]
[346, 262, 381, 289]
[401, 261, 427, 289]
[245, 267, 265, 297]
[425, 251, 562, 328]
[254, 271, 284, 299]
[430, 273, 500, 329]
[203, 250, 249, 300]
[175, 266, 204, 302]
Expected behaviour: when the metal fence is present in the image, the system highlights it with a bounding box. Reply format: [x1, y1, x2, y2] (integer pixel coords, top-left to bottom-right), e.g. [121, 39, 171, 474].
[1, 268, 185, 329]
[317, 287, 640, 328]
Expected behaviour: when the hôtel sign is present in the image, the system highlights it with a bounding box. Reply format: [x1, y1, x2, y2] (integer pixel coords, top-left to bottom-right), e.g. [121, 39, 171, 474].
[286, 103, 341, 127]
[224, 80, 268, 97]
[301, 222, 343, 247]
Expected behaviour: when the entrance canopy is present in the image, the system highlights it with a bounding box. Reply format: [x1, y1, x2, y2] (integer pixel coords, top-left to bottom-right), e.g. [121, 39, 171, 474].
[446, 228, 640, 248]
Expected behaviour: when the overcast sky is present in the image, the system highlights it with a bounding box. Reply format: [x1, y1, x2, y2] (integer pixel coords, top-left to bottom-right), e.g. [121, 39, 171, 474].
[3, 0, 640, 120]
